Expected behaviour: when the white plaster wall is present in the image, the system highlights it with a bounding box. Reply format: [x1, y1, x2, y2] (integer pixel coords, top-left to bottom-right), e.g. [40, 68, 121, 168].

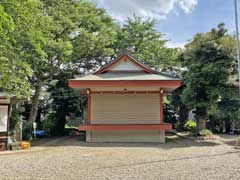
[109, 60, 143, 71]
[0, 106, 8, 132]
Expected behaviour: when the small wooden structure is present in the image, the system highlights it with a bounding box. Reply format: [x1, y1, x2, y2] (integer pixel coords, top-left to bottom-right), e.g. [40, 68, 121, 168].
[0, 97, 10, 150]
[69, 54, 181, 142]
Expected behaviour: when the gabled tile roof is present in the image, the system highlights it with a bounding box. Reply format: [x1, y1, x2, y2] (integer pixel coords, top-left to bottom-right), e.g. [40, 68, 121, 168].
[70, 53, 180, 81]
[94, 54, 156, 74]
[73, 72, 178, 81]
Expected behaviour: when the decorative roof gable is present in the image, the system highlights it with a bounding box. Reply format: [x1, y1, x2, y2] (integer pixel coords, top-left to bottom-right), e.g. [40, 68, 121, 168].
[94, 54, 155, 74]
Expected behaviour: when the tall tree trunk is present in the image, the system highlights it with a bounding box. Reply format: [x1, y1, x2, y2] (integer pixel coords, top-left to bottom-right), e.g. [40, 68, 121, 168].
[179, 105, 189, 124]
[195, 107, 208, 133]
[197, 117, 206, 132]
[209, 118, 215, 133]
[28, 85, 42, 122]
[55, 109, 67, 136]
[225, 118, 231, 133]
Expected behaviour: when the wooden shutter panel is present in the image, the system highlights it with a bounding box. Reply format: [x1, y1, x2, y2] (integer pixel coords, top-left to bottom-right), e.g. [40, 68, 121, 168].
[91, 94, 160, 124]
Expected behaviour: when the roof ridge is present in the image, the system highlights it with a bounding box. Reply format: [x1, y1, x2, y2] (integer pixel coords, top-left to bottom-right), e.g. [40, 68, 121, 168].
[94, 53, 155, 74]
[122, 53, 158, 73]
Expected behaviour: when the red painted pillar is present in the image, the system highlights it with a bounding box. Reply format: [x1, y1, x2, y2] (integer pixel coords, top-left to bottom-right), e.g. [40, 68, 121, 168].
[87, 89, 91, 124]
[160, 91, 164, 124]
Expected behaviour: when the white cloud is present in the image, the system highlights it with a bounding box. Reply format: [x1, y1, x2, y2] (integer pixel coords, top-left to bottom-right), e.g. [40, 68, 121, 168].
[101, 0, 198, 21]
[178, 0, 198, 13]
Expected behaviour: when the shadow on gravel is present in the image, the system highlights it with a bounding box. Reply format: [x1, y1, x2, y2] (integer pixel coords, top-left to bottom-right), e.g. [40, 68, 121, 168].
[220, 140, 237, 147]
[32, 134, 222, 149]
[215, 134, 239, 147]
[95, 150, 240, 170]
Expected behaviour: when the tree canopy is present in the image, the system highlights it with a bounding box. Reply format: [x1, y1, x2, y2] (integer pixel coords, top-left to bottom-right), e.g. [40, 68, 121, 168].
[1, 1, 238, 137]
[115, 16, 180, 71]
[180, 24, 238, 132]
[0, 1, 37, 95]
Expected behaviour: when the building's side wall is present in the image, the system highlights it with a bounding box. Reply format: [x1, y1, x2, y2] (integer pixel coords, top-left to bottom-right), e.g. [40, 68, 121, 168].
[91, 94, 160, 124]
[86, 130, 165, 143]
[0, 105, 9, 150]
[0, 105, 8, 132]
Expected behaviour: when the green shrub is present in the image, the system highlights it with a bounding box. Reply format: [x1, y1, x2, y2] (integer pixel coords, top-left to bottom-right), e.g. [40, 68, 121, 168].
[9, 107, 21, 131]
[183, 120, 197, 132]
[175, 121, 184, 131]
[199, 129, 213, 136]
[22, 121, 32, 140]
[42, 113, 55, 136]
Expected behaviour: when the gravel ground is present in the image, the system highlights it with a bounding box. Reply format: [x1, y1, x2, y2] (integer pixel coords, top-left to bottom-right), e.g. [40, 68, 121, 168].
[0, 134, 239, 180]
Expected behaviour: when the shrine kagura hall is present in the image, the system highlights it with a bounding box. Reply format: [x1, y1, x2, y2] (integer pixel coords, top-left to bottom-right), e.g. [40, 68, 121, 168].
[69, 54, 181, 143]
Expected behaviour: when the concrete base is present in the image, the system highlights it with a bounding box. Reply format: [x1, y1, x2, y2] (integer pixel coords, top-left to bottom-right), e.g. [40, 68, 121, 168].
[86, 131, 91, 142]
[85, 130, 165, 143]
[159, 130, 165, 143]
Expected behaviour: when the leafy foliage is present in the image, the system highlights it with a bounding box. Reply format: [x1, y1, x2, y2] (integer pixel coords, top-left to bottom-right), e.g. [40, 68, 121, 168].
[71, 2, 117, 72]
[3, 0, 238, 137]
[181, 24, 237, 132]
[22, 121, 33, 140]
[43, 71, 84, 135]
[183, 120, 197, 132]
[42, 113, 55, 136]
[169, 86, 189, 129]
[209, 96, 240, 133]
[115, 16, 180, 71]
[0, 1, 36, 95]
[27, 0, 117, 122]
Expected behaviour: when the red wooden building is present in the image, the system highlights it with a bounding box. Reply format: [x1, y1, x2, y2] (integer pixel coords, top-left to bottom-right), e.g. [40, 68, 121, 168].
[69, 54, 181, 142]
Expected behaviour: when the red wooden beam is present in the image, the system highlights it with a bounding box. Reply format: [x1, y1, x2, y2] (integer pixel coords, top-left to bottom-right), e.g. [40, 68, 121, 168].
[163, 90, 171, 94]
[160, 93, 164, 124]
[82, 90, 172, 95]
[89, 91, 101, 94]
[90, 90, 162, 94]
[69, 80, 181, 88]
[87, 93, 91, 124]
[78, 124, 172, 131]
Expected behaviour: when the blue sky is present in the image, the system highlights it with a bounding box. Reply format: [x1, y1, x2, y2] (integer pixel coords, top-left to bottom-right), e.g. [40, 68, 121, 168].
[159, 0, 235, 47]
[95, 0, 236, 48]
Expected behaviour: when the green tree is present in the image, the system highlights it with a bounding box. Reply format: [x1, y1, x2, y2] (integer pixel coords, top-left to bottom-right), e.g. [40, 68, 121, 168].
[210, 34, 239, 133]
[71, 2, 117, 73]
[115, 16, 180, 71]
[170, 86, 189, 128]
[1, 0, 117, 125]
[0, 2, 34, 95]
[1, 0, 57, 123]
[43, 70, 83, 136]
[72, 15, 180, 73]
[181, 24, 237, 133]
[20, 0, 116, 123]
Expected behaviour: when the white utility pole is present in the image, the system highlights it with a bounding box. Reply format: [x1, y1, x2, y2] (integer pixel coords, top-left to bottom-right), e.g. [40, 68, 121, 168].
[234, 0, 240, 95]
[20, 115, 23, 142]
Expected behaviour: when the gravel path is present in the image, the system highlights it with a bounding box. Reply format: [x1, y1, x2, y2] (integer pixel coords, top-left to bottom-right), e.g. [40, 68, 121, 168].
[0, 135, 239, 180]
